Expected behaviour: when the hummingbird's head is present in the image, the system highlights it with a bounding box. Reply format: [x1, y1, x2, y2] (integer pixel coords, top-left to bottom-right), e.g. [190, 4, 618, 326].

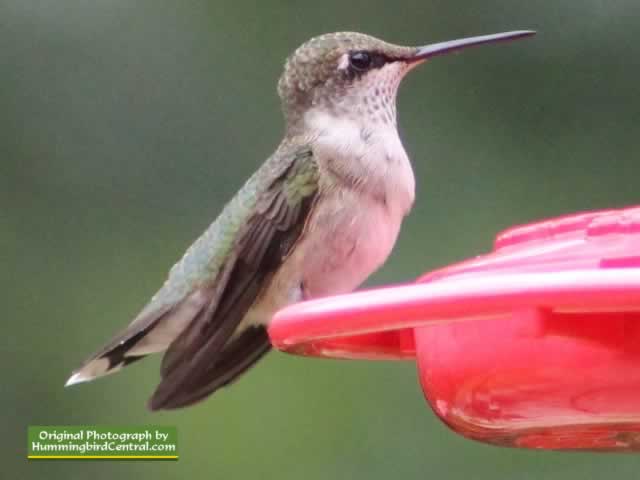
[278, 32, 414, 131]
[278, 30, 534, 133]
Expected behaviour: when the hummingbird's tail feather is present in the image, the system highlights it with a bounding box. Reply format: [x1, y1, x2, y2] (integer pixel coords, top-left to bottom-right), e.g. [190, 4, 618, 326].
[64, 307, 172, 386]
[148, 326, 271, 410]
[65, 288, 212, 387]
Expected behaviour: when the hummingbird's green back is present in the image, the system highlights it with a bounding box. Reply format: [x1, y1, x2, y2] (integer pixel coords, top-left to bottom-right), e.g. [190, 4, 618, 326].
[144, 142, 316, 315]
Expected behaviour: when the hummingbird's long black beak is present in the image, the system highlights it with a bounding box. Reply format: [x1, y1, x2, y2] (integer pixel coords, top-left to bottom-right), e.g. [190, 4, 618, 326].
[409, 30, 535, 62]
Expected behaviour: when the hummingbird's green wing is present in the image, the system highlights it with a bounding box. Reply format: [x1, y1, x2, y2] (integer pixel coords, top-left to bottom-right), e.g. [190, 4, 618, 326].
[147, 143, 319, 410]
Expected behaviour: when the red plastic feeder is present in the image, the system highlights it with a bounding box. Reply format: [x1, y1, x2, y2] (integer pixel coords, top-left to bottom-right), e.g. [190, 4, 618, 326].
[269, 205, 640, 451]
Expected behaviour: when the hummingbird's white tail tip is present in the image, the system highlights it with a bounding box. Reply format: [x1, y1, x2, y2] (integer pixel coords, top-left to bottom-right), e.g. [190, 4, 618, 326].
[65, 356, 122, 387]
[64, 371, 92, 387]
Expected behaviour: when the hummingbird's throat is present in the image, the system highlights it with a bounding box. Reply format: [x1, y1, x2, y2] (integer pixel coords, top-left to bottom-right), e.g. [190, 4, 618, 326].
[313, 61, 408, 127]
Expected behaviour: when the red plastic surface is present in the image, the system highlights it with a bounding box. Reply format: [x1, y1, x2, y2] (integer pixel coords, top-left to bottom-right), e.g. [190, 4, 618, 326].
[269, 205, 640, 450]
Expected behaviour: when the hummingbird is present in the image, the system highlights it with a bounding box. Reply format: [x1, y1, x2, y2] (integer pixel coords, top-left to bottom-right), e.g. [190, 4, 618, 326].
[66, 30, 534, 410]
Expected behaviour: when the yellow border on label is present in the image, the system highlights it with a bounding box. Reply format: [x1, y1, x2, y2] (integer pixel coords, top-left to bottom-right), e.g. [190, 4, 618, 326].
[28, 455, 178, 459]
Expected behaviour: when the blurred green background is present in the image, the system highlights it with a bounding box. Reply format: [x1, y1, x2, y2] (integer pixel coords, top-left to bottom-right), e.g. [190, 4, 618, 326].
[5, 0, 640, 478]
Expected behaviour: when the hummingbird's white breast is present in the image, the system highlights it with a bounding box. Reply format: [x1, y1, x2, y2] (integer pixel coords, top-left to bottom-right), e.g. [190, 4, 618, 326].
[305, 107, 416, 217]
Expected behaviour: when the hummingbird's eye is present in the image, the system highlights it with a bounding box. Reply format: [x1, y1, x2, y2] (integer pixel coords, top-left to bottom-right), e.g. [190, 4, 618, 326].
[348, 51, 388, 74]
[348, 51, 373, 71]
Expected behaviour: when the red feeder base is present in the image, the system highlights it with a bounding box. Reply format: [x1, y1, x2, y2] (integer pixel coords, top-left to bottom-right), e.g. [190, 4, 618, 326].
[269, 205, 640, 451]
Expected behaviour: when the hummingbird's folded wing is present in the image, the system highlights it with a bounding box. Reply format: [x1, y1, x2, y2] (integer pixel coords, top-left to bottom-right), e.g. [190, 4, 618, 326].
[151, 323, 272, 409]
[148, 144, 319, 410]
